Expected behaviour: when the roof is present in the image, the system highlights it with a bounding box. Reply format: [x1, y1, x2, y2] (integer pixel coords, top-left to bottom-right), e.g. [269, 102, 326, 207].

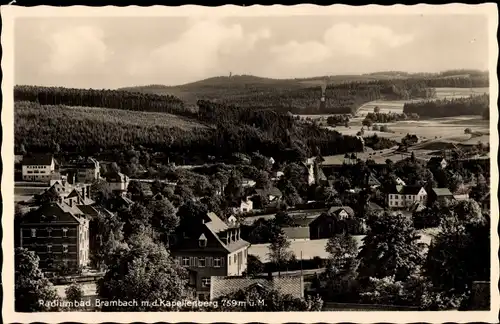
[22, 154, 54, 166]
[388, 185, 424, 195]
[367, 173, 381, 186]
[105, 171, 128, 182]
[210, 276, 304, 301]
[255, 187, 282, 197]
[367, 202, 384, 211]
[410, 202, 426, 213]
[427, 157, 446, 166]
[328, 206, 355, 217]
[225, 238, 251, 253]
[20, 202, 83, 225]
[282, 226, 310, 239]
[76, 205, 99, 217]
[205, 212, 229, 233]
[431, 188, 454, 196]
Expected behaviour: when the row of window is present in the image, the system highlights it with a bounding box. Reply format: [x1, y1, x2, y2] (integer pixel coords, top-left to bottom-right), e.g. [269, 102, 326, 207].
[389, 194, 426, 200]
[39, 244, 70, 253]
[30, 228, 69, 238]
[25, 165, 50, 169]
[180, 256, 224, 268]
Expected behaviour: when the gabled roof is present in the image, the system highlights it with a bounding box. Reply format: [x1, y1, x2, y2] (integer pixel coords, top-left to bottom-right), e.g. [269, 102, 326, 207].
[431, 188, 454, 196]
[410, 202, 426, 213]
[20, 202, 83, 224]
[367, 173, 381, 186]
[22, 154, 54, 166]
[210, 276, 304, 301]
[367, 202, 384, 211]
[328, 206, 355, 217]
[387, 185, 424, 195]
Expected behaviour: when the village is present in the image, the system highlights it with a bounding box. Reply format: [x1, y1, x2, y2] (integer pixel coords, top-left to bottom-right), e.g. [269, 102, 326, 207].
[14, 134, 491, 311]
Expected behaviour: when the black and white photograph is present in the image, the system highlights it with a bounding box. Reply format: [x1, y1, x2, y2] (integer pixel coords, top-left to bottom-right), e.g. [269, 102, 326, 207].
[1, 4, 498, 323]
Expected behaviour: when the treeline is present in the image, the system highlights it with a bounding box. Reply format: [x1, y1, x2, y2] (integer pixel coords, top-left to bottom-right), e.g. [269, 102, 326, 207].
[14, 85, 189, 115]
[364, 112, 420, 124]
[15, 101, 363, 165]
[403, 94, 489, 117]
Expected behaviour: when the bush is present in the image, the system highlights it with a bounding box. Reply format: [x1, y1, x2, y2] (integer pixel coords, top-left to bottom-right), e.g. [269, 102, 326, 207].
[65, 282, 84, 302]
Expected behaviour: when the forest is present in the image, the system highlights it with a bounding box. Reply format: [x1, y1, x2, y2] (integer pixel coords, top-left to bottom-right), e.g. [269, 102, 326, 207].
[15, 101, 363, 167]
[14, 85, 191, 116]
[402, 94, 489, 117]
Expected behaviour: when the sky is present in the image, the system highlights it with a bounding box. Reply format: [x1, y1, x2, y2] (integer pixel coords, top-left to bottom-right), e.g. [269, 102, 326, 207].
[15, 14, 489, 89]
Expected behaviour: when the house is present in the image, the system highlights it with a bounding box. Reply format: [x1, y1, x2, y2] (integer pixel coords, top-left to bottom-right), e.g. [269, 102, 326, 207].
[22, 154, 56, 182]
[63, 157, 100, 183]
[105, 171, 130, 192]
[36, 181, 94, 206]
[387, 185, 427, 209]
[309, 206, 355, 240]
[107, 195, 134, 212]
[210, 276, 304, 301]
[409, 201, 426, 213]
[395, 177, 406, 186]
[270, 171, 285, 182]
[366, 173, 381, 188]
[428, 188, 455, 205]
[453, 185, 470, 201]
[232, 198, 253, 214]
[366, 202, 384, 215]
[282, 227, 310, 241]
[171, 212, 251, 301]
[18, 202, 91, 273]
[254, 187, 282, 202]
[427, 157, 448, 169]
[241, 179, 256, 188]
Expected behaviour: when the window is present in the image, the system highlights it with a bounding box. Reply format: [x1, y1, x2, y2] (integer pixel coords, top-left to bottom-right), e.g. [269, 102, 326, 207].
[202, 277, 211, 287]
[47, 228, 52, 238]
[228, 255, 231, 265]
[395, 195, 398, 199]
[31, 228, 36, 237]
[62, 228, 68, 237]
[389, 195, 392, 199]
[63, 245, 69, 253]
[233, 255, 236, 263]
[198, 257, 206, 267]
[182, 257, 190, 267]
[395, 201, 398, 206]
[199, 234, 207, 248]
[214, 257, 222, 268]
[47, 245, 52, 253]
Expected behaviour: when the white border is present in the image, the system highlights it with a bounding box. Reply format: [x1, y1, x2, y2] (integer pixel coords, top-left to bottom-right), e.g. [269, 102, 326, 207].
[1, 4, 499, 323]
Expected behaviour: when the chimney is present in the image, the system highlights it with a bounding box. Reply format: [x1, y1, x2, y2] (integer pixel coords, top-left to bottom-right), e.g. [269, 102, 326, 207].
[267, 270, 273, 281]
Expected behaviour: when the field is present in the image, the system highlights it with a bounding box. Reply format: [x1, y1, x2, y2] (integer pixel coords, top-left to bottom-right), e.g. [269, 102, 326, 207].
[249, 231, 435, 263]
[312, 87, 490, 144]
[15, 102, 206, 131]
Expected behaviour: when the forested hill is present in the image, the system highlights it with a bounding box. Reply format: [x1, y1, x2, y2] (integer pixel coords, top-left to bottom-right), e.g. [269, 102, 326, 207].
[14, 85, 190, 115]
[120, 71, 488, 114]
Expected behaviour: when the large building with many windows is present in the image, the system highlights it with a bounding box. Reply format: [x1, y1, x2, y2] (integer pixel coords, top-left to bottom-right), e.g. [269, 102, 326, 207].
[387, 185, 427, 208]
[171, 212, 250, 300]
[18, 202, 91, 273]
[21, 154, 56, 182]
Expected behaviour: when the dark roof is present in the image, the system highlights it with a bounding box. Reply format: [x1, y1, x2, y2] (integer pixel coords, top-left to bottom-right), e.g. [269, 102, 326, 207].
[282, 226, 310, 239]
[76, 205, 99, 217]
[328, 206, 355, 217]
[255, 187, 282, 197]
[387, 185, 424, 195]
[409, 202, 426, 213]
[22, 154, 54, 166]
[367, 173, 381, 186]
[431, 188, 454, 196]
[367, 202, 384, 211]
[427, 157, 446, 166]
[292, 216, 317, 227]
[20, 202, 82, 224]
[210, 276, 304, 301]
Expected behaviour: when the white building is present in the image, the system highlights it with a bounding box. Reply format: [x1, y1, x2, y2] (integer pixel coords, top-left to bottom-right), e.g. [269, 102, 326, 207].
[232, 198, 253, 214]
[387, 185, 427, 208]
[22, 154, 56, 182]
[105, 171, 130, 192]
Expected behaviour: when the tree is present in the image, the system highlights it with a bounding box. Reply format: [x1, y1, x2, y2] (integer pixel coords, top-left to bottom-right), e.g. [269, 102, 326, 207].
[374, 106, 380, 113]
[118, 203, 152, 238]
[176, 200, 208, 237]
[215, 286, 323, 311]
[425, 200, 489, 297]
[255, 170, 271, 189]
[268, 230, 294, 276]
[244, 255, 264, 277]
[15, 247, 60, 312]
[65, 282, 84, 302]
[357, 212, 424, 283]
[91, 179, 112, 205]
[148, 197, 179, 243]
[464, 128, 472, 134]
[322, 234, 360, 301]
[362, 118, 373, 128]
[97, 231, 188, 311]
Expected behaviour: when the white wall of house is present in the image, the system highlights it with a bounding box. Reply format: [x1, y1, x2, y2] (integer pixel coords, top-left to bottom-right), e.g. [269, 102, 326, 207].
[22, 160, 55, 182]
[388, 188, 427, 208]
[226, 247, 248, 276]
